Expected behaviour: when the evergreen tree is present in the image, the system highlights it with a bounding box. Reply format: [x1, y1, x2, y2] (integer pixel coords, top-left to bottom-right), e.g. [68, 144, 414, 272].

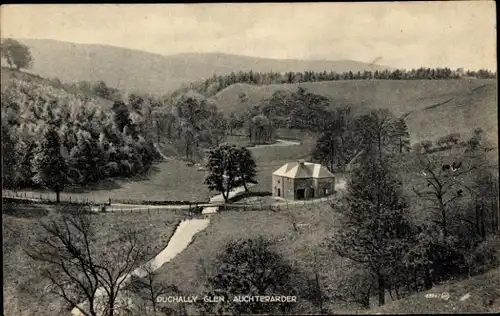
[393, 118, 411, 153]
[32, 124, 68, 202]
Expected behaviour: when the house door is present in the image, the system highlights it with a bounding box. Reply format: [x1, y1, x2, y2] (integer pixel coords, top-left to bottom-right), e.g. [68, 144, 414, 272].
[323, 188, 329, 195]
[309, 188, 315, 198]
[297, 189, 305, 200]
[277, 188, 281, 197]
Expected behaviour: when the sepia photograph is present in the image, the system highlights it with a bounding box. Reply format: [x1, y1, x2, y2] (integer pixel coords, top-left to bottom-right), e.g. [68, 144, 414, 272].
[1, 2, 498, 315]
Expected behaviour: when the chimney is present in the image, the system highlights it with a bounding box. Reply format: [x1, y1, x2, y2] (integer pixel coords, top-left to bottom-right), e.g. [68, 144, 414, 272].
[297, 159, 305, 165]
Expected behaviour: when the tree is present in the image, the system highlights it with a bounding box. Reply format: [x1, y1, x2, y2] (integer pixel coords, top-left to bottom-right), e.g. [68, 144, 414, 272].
[204, 144, 242, 202]
[392, 118, 411, 153]
[235, 146, 257, 192]
[26, 211, 150, 316]
[330, 155, 413, 307]
[312, 131, 339, 173]
[228, 112, 244, 136]
[200, 237, 299, 315]
[355, 109, 400, 161]
[111, 101, 131, 133]
[328, 260, 375, 309]
[1, 38, 33, 70]
[412, 152, 476, 238]
[127, 262, 175, 313]
[1, 120, 18, 188]
[207, 111, 227, 147]
[31, 124, 68, 202]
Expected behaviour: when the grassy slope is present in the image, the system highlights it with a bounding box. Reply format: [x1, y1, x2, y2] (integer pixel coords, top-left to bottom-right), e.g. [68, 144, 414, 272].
[370, 267, 500, 314]
[2, 203, 188, 316]
[214, 79, 498, 145]
[153, 200, 361, 314]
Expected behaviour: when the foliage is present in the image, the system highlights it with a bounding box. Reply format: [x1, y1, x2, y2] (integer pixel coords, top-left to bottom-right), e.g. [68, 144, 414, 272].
[26, 211, 150, 316]
[1, 77, 160, 189]
[164, 91, 228, 160]
[234, 146, 258, 192]
[204, 144, 257, 202]
[31, 124, 69, 201]
[1, 38, 33, 70]
[199, 237, 300, 315]
[330, 155, 414, 307]
[313, 108, 411, 172]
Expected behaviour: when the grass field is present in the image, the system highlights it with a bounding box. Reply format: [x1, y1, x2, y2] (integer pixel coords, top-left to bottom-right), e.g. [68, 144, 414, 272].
[7, 159, 213, 204]
[2, 203, 188, 316]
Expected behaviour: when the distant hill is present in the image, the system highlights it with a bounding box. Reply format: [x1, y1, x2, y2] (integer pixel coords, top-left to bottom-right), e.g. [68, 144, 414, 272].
[11, 38, 392, 95]
[213, 79, 498, 146]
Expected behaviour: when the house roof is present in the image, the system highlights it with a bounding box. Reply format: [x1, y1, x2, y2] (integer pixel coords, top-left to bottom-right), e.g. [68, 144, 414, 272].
[272, 161, 334, 179]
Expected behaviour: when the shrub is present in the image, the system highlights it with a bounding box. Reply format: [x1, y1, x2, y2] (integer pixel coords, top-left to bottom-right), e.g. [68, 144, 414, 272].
[421, 140, 433, 152]
[464, 237, 500, 277]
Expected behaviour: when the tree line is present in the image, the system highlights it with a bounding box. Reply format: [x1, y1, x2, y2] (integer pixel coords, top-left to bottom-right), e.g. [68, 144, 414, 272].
[175, 67, 497, 97]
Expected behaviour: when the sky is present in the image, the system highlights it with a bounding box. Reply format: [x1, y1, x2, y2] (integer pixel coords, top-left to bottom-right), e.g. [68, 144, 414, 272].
[1, 2, 497, 70]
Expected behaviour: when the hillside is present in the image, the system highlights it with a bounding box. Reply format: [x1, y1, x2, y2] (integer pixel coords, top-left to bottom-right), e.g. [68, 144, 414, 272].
[214, 79, 498, 145]
[11, 38, 391, 95]
[369, 267, 500, 314]
[0, 67, 113, 109]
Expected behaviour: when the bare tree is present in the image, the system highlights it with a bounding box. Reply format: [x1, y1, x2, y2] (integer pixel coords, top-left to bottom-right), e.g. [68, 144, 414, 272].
[26, 210, 149, 316]
[412, 150, 488, 238]
[127, 262, 178, 313]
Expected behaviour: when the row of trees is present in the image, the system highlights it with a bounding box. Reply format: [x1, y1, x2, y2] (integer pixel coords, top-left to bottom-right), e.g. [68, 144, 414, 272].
[224, 87, 335, 146]
[1, 78, 160, 200]
[175, 67, 497, 97]
[311, 107, 410, 173]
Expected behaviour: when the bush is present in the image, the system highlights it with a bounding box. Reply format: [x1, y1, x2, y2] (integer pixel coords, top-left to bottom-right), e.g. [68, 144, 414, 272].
[464, 237, 500, 276]
[421, 140, 433, 152]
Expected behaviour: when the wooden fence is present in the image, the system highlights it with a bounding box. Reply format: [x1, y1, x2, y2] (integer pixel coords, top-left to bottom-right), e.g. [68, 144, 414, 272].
[3, 189, 337, 214]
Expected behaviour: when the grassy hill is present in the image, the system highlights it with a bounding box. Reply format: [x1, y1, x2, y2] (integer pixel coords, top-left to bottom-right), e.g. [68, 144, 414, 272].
[369, 267, 500, 314]
[12, 38, 391, 95]
[214, 79, 498, 145]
